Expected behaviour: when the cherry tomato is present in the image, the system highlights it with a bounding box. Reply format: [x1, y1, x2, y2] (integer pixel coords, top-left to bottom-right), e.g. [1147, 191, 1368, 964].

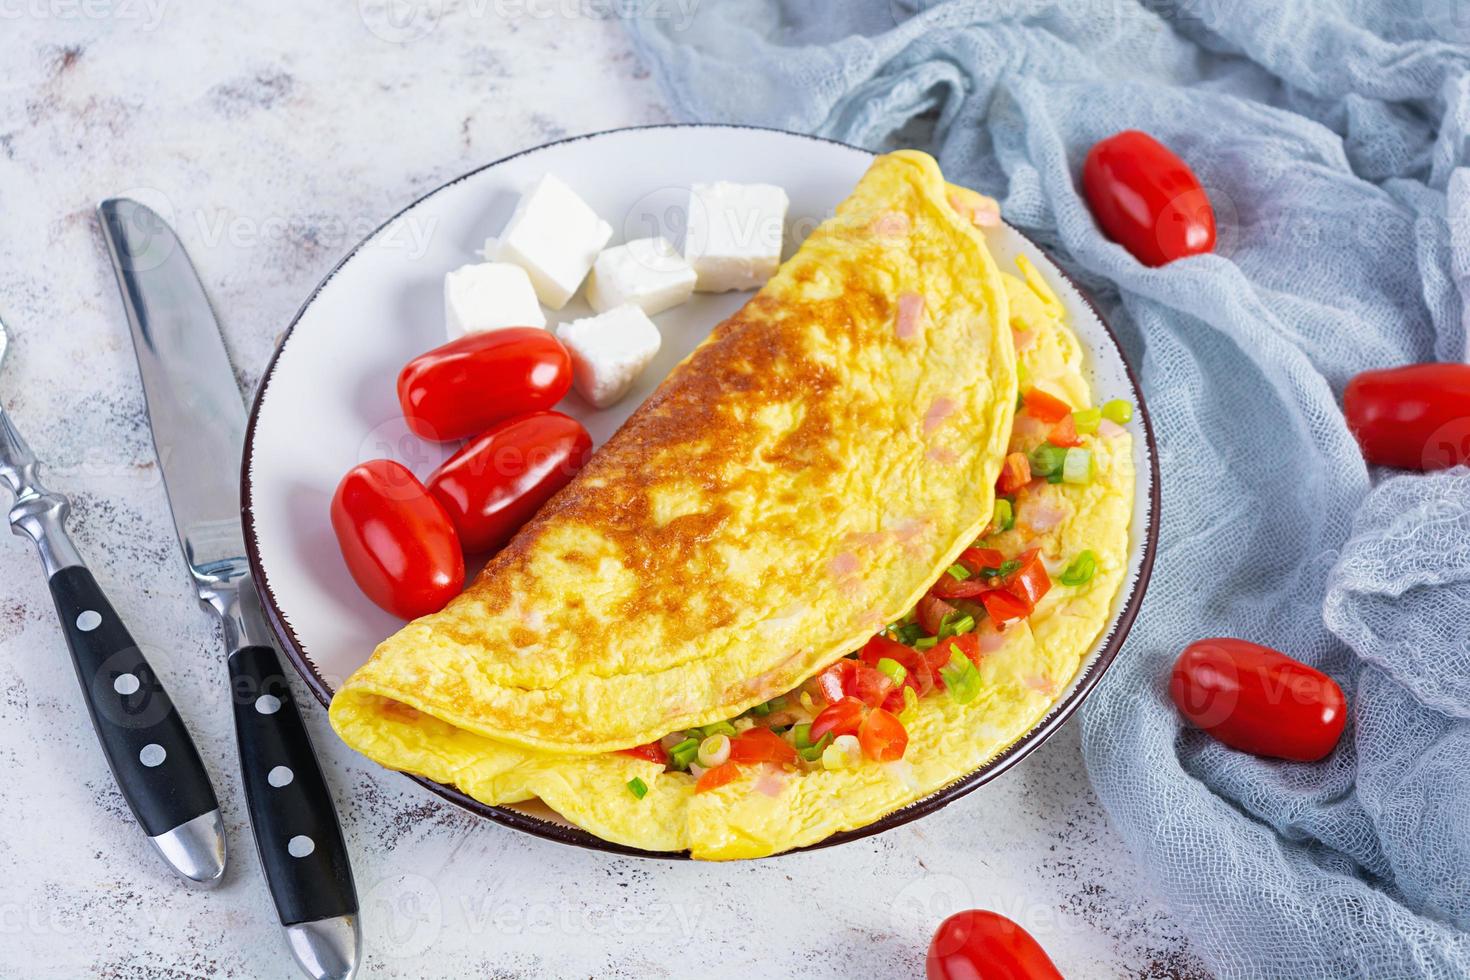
[1023, 388, 1072, 423]
[815, 659, 857, 704]
[397, 328, 572, 442]
[1082, 130, 1216, 267]
[930, 572, 989, 601]
[927, 910, 1064, 980]
[1170, 638, 1346, 762]
[620, 741, 667, 765]
[939, 631, 984, 668]
[694, 761, 740, 793]
[426, 410, 592, 554]
[861, 637, 935, 696]
[728, 728, 799, 766]
[1343, 363, 1470, 470]
[958, 547, 1006, 574]
[996, 452, 1032, 495]
[858, 707, 908, 761]
[810, 697, 867, 742]
[330, 459, 465, 619]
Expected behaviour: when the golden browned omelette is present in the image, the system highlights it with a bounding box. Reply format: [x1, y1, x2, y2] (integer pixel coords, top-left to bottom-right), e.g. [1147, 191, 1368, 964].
[331, 150, 1016, 755]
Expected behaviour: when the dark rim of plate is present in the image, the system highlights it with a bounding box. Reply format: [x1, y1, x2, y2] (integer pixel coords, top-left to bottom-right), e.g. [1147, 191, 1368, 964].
[241, 122, 1161, 861]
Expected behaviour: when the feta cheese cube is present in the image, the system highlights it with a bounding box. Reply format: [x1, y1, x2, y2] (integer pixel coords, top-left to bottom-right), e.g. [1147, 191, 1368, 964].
[554, 304, 662, 409]
[586, 237, 697, 316]
[495, 174, 613, 309]
[444, 262, 545, 339]
[683, 181, 789, 292]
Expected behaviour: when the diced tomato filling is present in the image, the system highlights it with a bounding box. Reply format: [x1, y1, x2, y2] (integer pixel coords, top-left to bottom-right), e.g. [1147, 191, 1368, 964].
[1048, 414, 1081, 447]
[858, 707, 909, 762]
[980, 588, 1033, 628]
[996, 452, 1031, 494]
[728, 727, 799, 766]
[958, 547, 1006, 574]
[810, 697, 866, 742]
[916, 593, 956, 635]
[929, 573, 989, 600]
[695, 761, 740, 793]
[619, 741, 667, 765]
[1024, 388, 1072, 423]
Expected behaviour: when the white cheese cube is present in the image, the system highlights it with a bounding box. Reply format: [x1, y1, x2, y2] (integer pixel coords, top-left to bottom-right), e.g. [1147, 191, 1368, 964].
[494, 174, 613, 309]
[444, 262, 545, 339]
[683, 181, 789, 292]
[586, 237, 697, 316]
[554, 304, 662, 409]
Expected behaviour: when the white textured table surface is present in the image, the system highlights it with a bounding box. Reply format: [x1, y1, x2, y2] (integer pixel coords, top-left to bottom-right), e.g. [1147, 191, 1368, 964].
[0, 7, 1205, 978]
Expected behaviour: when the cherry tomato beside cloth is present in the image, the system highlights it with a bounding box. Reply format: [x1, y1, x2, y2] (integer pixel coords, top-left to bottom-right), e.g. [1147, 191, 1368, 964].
[1082, 130, 1216, 267]
[1343, 362, 1470, 470]
[927, 910, 1064, 980]
[426, 410, 593, 554]
[397, 328, 572, 442]
[330, 459, 465, 620]
[1170, 638, 1346, 762]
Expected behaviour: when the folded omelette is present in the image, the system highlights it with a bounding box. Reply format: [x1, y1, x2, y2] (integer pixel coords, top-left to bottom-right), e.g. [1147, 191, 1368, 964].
[330, 150, 1136, 858]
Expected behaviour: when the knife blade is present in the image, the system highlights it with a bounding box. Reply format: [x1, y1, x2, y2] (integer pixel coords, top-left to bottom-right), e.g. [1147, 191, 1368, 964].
[0, 317, 226, 886]
[98, 197, 360, 980]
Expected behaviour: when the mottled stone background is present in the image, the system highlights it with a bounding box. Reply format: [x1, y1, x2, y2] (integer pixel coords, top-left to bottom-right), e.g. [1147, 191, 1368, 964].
[0, 4, 1206, 977]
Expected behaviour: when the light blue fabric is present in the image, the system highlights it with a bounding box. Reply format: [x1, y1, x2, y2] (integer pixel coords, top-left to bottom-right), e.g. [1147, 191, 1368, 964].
[626, 3, 1470, 976]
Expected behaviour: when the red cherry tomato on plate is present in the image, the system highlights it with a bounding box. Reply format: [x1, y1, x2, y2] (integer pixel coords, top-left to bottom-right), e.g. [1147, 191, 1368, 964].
[331, 459, 465, 619]
[619, 741, 667, 765]
[1343, 363, 1470, 471]
[727, 727, 798, 766]
[927, 910, 1064, 980]
[426, 410, 592, 554]
[1170, 638, 1346, 762]
[1083, 130, 1216, 267]
[398, 328, 572, 442]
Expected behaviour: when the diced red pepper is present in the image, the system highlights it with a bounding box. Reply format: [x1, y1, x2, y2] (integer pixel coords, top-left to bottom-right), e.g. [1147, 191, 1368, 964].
[1024, 388, 1072, 423]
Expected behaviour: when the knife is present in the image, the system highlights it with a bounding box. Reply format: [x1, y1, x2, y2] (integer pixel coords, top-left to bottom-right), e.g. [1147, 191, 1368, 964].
[0, 317, 227, 885]
[98, 198, 360, 980]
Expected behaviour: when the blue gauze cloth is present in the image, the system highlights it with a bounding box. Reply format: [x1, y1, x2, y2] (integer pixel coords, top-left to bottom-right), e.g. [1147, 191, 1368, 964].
[626, 3, 1470, 976]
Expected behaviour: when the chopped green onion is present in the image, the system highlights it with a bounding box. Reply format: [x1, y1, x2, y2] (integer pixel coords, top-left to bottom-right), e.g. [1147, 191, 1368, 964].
[798, 731, 834, 762]
[701, 720, 737, 738]
[915, 636, 939, 650]
[876, 657, 908, 685]
[1072, 407, 1102, 434]
[749, 698, 779, 716]
[1029, 443, 1068, 478]
[947, 563, 971, 581]
[991, 498, 1015, 533]
[627, 777, 649, 799]
[939, 649, 982, 704]
[1102, 399, 1133, 424]
[1062, 447, 1094, 485]
[668, 737, 700, 770]
[982, 559, 1021, 580]
[949, 614, 976, 635]
[1060, 550, 1097, 587]
[890, 622, 925, 645]
[792, 723, 815, 749]
[697, 734, 731, 768]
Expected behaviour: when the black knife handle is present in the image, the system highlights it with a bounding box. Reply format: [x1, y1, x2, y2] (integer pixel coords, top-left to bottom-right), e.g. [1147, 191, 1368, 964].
[228, 643, 357, 926]
[47, 565, 219, 836]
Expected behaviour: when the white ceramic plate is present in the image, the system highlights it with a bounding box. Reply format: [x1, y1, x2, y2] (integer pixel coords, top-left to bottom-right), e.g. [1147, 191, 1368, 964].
[243, 124, 1158, 857]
